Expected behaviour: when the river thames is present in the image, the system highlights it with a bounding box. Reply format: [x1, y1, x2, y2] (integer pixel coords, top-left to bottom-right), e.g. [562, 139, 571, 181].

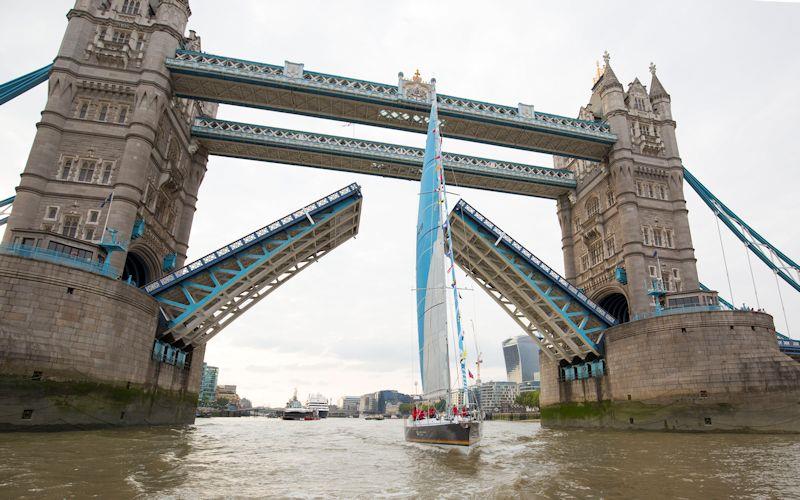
[1, 418, 799, 498]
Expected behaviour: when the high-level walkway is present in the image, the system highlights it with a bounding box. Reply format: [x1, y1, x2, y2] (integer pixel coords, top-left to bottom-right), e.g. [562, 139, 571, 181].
[448, 199, 616, 363]
[144, 184, 362, 348]
[168, 50, 616, 160]
[192, 118, 576, 198]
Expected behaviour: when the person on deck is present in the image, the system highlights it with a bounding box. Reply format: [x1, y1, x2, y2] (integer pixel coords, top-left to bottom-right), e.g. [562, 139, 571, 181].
[428, 407, 435, 419]
[461, 406, 469, 418]
[452, 405, 458, 419]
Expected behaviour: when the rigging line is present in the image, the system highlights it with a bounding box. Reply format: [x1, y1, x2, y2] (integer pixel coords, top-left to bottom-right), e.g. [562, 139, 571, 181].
[744, 242, 761, 309]
[715, 211, 735, 308]
[773, 270, 791, 336]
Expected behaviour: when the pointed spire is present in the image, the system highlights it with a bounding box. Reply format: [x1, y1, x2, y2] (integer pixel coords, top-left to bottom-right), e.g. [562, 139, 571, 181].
[599, 51, 621, 91]
[649, 62, 670, 99]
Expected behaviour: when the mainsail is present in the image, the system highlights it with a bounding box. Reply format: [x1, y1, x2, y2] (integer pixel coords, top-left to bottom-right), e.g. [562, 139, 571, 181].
[415, 101, 451, 400]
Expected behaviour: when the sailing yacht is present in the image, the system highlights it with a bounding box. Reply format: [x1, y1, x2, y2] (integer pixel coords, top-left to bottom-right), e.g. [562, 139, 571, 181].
[404, 98, 483, 448]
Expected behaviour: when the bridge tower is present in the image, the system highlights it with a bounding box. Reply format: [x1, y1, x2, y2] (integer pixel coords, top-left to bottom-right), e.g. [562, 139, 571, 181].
[556, 54, 700, 321]
[3, 0, 216, 285]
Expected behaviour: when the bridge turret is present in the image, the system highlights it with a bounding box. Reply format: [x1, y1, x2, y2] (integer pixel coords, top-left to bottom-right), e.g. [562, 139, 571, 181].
[556, 55, 701, 322]
[4, 0, 215, 287]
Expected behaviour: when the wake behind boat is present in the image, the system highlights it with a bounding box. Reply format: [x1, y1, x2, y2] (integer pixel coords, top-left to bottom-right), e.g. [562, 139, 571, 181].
[407, 96, 483, 448]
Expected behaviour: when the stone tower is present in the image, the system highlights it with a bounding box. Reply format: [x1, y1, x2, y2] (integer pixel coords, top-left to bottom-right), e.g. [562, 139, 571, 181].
[555, 54, 701, 320]
[3, 0, 216, 286]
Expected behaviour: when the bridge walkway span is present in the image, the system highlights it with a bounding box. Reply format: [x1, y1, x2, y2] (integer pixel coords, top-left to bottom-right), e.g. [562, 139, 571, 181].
[192, 118, 576, 199]
[144, 184, 362, 348]
[167, 50, 616, 161]
[449, 199, 616, 363]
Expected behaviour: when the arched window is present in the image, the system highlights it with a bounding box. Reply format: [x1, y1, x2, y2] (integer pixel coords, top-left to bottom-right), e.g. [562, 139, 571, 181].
[586, 197, 600, 217]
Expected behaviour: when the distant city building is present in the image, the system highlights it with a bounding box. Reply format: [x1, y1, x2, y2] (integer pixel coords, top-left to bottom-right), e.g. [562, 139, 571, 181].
[385, 402, 401, 416]
[239, 398, 252, 409]
[519, 380, 540, 393]
[502, 335, 540, 383]
[216, 384, 240, 405]
[475, 381, 519, 410]
[199, 363, 219, 404]
[338, 396, 360, 414]
[374, 390, 411, 414]
[359, 393, 377, 414]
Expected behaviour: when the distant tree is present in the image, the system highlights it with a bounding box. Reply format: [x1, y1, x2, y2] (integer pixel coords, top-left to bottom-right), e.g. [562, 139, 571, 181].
[434, 399, 446, 412]
[398, 403, 413, 415]
[214, 397, 231, 409]
[515, 390, 540, 409]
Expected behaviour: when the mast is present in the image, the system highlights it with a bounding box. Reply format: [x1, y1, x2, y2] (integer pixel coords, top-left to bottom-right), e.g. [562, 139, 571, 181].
[431, 99, 470, 409]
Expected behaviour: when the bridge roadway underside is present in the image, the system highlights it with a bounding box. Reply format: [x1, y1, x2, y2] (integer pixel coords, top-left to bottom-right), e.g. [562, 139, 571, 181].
[167, 51, 616, 161]
[192, 119, 576, 199]
[146, 184, 362, 348]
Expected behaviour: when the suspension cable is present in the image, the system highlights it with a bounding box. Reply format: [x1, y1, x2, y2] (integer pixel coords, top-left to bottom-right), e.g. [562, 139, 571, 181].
[744, 243, 761, 309]
[715, 212, 736, 308]
[773, 270, 791, 335]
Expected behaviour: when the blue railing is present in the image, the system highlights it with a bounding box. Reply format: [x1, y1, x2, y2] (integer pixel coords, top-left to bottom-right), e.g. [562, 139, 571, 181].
[144, 183, 361, 295]
[632, 304, 722, 321]
[0, 243, 119, 278]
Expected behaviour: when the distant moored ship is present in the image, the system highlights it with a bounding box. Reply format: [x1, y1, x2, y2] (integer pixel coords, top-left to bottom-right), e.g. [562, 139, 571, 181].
[305, 394, 329, 418]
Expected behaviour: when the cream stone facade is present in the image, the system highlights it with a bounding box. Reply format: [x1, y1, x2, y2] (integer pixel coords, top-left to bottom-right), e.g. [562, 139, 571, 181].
[556, 57, 699, 320]
[3, 0, 217, 286]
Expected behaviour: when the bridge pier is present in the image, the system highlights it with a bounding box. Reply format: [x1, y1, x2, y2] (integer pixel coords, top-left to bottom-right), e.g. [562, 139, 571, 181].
[540, 310, 800, 432]
[0, 254, 204, 430]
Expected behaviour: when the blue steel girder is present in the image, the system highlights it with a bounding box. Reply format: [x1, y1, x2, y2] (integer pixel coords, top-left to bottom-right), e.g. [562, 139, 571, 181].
[166, 50, 616, 161]
[0, 64, 51, 106]
[191, 118, 576, 199]
[0, 195, 13, 226]
[145, 184, 362, 347]
[685, 168, 800, 294]
[449, 200, 615, 363]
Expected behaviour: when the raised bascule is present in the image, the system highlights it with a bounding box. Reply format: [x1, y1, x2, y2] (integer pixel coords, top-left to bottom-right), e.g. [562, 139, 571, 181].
[0, 0, 798, 431]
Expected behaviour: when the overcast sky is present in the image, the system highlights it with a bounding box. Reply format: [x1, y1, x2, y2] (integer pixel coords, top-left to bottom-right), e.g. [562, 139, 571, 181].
[1, 1, 798, 407]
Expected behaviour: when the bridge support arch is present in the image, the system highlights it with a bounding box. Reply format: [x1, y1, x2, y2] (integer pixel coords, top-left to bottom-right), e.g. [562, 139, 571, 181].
[594, 289, 630, 324]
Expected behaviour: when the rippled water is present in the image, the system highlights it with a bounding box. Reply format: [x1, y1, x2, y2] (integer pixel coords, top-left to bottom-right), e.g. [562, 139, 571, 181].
[1, 418, 799, 498]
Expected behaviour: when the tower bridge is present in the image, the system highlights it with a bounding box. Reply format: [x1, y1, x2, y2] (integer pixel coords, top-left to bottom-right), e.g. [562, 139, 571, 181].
[0, 0, 798, 432]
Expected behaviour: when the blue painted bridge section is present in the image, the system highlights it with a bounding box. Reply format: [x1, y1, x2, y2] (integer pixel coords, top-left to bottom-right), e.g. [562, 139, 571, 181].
[448, 199, 616, 363]
[0, 196, 13, 226]
[167, 50, 616, 161]
[0, 65, 51, 106]
[144, 184, 362, 348]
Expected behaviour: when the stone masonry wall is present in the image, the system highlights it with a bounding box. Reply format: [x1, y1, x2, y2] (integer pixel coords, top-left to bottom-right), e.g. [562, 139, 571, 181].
[540, 310, 800, 432]
[0, 254, 204, 430]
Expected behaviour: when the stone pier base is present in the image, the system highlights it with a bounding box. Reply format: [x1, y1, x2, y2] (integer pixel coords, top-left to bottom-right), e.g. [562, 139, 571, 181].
[540, 310, 800, 432]
[0, 254, 204, 431]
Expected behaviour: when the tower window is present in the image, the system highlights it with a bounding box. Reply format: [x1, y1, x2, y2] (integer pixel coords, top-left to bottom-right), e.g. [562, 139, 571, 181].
[60, 159, 74, 180]
[100, 162, 113, 184]
[84, 227, 95, 241]
[665, 229, 674, 248]
[118, 106, 128, 124]
[653, 227, 663, 247]
[98, 104, 109, 122]
[121, 0, 141, 15]
[77, 161, 96, 183]
[605, 236, 616, 257]
[641, 225, 652, 246]
[78, 102, 89, 119]
[45, 206, 59, 221]
[581, 254, 590, 272]
[606, 190, 615, 207]
[87, 210, 100, 224]
[112, 30, 130, 44]
[589, 240, 604, 266]
[61, 215, 80, 239]
[586, 197, 600, 217]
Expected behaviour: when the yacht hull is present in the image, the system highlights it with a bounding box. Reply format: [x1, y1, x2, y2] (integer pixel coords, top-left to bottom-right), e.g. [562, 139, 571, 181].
[404, 420, 482, 447]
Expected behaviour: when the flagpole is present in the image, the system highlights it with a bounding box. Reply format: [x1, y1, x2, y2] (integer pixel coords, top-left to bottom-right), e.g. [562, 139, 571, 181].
[100, 191, 114, 244]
